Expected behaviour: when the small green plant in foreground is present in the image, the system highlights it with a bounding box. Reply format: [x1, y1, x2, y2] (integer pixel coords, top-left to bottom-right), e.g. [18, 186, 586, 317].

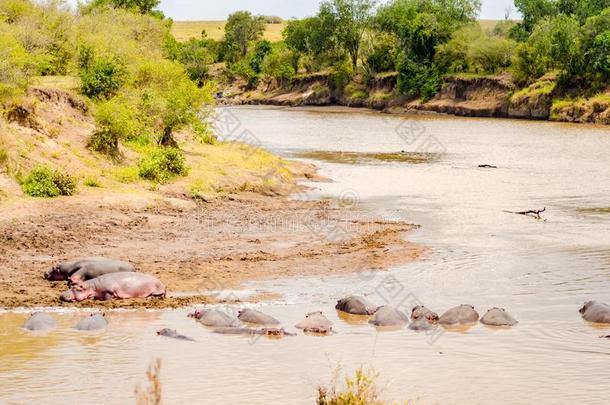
[317, 367, 386, 405]
[84, 177, 102, 187]
[138, 147, 188, 183]
[21, 165, 78, 197]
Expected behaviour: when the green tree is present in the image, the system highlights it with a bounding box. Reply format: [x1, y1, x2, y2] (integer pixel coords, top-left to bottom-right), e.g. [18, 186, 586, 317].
[512, 0, 557, 34]
[320, 0, 377, 68]
[283, 15, 336, 71]
[84, 0, 163, 16]
[224, 11, 265, 59]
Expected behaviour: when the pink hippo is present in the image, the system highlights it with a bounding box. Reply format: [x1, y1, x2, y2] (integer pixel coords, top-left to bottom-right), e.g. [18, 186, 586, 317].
[60, 272, 166, 302]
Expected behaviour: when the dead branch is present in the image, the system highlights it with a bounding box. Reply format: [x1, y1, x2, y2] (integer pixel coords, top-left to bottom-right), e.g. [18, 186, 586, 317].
[504, 207, 546, 219]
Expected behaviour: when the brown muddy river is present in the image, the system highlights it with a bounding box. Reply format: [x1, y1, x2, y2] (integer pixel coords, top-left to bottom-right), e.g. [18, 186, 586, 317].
[2, 106, 610, 404]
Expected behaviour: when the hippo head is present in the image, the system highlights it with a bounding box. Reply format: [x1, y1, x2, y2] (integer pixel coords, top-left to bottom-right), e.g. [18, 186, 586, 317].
[60, 290, 76, 302]
[188, 309, 202, 319]
[157, 328, 174, 336]
[44, 266, 64, 281]
[579, 301, 595, 314]
[60, 284, 94, 302]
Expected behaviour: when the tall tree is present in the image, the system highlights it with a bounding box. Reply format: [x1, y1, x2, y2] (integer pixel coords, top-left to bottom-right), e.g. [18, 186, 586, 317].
[321, 0, 377, 68]
[224, 11, 265, 59]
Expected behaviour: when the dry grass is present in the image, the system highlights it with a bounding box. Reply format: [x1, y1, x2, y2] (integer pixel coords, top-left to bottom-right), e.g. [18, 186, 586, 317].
[317, 367, 412, 405]
[171, 20, 286, 42]
[135, 359, 162, 405]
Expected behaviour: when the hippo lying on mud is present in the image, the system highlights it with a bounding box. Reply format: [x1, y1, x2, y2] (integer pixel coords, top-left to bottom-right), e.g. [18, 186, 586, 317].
[189, 309, 240, 327]
[23, 313, 56, 331]
[438, 305, 480, 325]
[60, 273, 165, 302]
[335, 295, 377, 315]
[295, 311, 333, 334]
[579, 301, 610, 324]
[480, 308, 518, 326]
[238, 309, 280, 325]
[157, 328, 195, 341]
[369, 306, 409, 327]
[75, 314, 108, 331]
[45, 258, 135, 284]
[213, 327, 296, 337]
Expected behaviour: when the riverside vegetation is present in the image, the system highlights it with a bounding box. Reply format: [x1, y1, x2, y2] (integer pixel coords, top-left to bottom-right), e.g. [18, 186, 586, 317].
[0, 0, 297, 202]
[176, 0, 609, 123]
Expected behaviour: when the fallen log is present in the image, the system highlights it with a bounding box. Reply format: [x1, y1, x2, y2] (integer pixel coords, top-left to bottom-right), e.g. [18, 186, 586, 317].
[504, 207, 546, 219]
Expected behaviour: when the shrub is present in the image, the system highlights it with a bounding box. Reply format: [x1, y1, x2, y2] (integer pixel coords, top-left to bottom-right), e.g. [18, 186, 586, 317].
[21, 165, 77, 198]
[261, 46, 296, 84]
[80, 56, 128, 99]
[89, 94, 144, 156]
[317, 367, 385, 405]
[397, 55, 441, 100]
[138, 147, 188, 183]
[84, 177, 101, 187]
[330, 59, 354, 91]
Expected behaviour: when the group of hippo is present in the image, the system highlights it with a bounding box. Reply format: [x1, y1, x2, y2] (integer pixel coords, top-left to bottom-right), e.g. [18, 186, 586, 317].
[23, 296, 610, 339]
[43, 257, 165, 302]
[24, 258, 610, 339]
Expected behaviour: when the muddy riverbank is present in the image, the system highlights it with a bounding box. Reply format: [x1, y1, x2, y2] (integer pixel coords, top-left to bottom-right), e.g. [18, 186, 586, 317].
[0, 191, 422, 309]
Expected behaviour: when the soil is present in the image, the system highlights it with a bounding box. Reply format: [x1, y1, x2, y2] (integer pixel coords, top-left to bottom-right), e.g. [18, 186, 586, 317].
[0, 191, 423, 309]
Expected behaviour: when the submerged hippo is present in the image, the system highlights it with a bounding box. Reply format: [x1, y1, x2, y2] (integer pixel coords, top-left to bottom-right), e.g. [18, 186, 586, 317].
[369, 306, 409, 327]
[579, 301, 610, 324]
[75, 314, 108, 331]
[237, 308, 280, 325]
[409, 317, 437, 331]
[157, 328, 195, 341]
[23, 313, 56, 331]
[439, 304, 480, 325]
[60, 273, 165, 302]
[480, 308, 518, 326]
[189, 309, 240, 327]
[213, 327, 296, 337]
[411, 305, 439, 322]
[45, 258, 135, 283]
[335, 295, 377, 315]
[295, 311, 333, 334]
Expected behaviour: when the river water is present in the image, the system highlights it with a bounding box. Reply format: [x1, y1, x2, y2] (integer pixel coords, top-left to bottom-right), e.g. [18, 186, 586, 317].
[1, 106, 609, 404]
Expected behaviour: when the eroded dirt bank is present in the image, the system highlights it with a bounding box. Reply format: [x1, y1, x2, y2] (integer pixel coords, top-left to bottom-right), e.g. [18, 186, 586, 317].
[0, 192, 423, 309]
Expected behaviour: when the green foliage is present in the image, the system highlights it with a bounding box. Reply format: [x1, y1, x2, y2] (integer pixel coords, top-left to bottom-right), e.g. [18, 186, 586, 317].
[138, 147, 188, 183]
[363, 33, 397, 74]
[250, 40, 272, 73]
[84, 176, 101, 187]
[261, 44, 296, 83]
[330, 59, 354, 90]
[224, 11, 265, 60]
[283, 16, 336, 71]
[80, 55, 128, 99]
[0, 27, 33, 100]
[83, 0, 163, 17]
[178, 39, 214, 86]
[316, 367, 387, 405]
[397, 54, 441, 100]
[21, 165, 77, 198]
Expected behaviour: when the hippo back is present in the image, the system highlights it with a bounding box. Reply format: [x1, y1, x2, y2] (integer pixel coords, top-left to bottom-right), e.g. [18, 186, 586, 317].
[23, 313, 56, 331]
[75, 314, 108, 331]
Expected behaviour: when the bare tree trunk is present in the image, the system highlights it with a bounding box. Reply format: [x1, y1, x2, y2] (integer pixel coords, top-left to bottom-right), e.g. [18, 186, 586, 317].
[158, 127, 178, 147]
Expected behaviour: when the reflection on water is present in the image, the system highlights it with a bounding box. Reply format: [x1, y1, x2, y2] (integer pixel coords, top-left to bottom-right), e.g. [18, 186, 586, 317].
[1, 106, 610, 404]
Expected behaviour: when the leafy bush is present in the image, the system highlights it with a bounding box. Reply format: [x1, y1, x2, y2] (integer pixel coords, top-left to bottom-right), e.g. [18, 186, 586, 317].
[179, 39, 214, 86]
[138, 147, 188, 183]
[21, 165, 77, 198]
[261, 45, 296, 83]
[84, 177, 101, 187]
[330, 59, 353, 91]
[317, 367, 385, 405]
[249, 40, 272, 74]
[229, 59, 259, 88]
[397, 55, 441, 100]
[80, 56, 128, 99]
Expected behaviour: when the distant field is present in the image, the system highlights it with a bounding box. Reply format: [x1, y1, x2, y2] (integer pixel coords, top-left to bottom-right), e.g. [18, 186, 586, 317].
[172, 20, 503, 42]
[172, 20, 286, 42]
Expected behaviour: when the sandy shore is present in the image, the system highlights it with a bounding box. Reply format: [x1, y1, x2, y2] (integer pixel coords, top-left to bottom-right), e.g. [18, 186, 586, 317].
[0, 191, 423, 309]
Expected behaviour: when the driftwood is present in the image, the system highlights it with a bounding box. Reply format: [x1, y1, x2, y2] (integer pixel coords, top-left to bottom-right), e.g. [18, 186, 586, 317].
[478, 164, 498, 168]
[504, 207, 546, 219]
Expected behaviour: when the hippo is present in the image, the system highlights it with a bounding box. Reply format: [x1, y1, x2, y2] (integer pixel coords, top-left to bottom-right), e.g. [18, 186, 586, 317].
[579, 301, 610, 324]
[157, 328, 195, 341]
[189, 309, 240, 327]
[75, 314, 108, 331]
[438, 304, 480, 325]
[60, 273, 165, 302]
[409, 317, 437, 331]
[45, 258, 135, 284]
[212, 327, 296, 337]
[335, 295, 377, 315]
[369, 306, 409, 327]
[237, 308, 280, 325]
[23, 313, 56, 331]
[480, 308, 518, 326]
[411, 305, 439, 322]
[295, 311, 333, 334]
